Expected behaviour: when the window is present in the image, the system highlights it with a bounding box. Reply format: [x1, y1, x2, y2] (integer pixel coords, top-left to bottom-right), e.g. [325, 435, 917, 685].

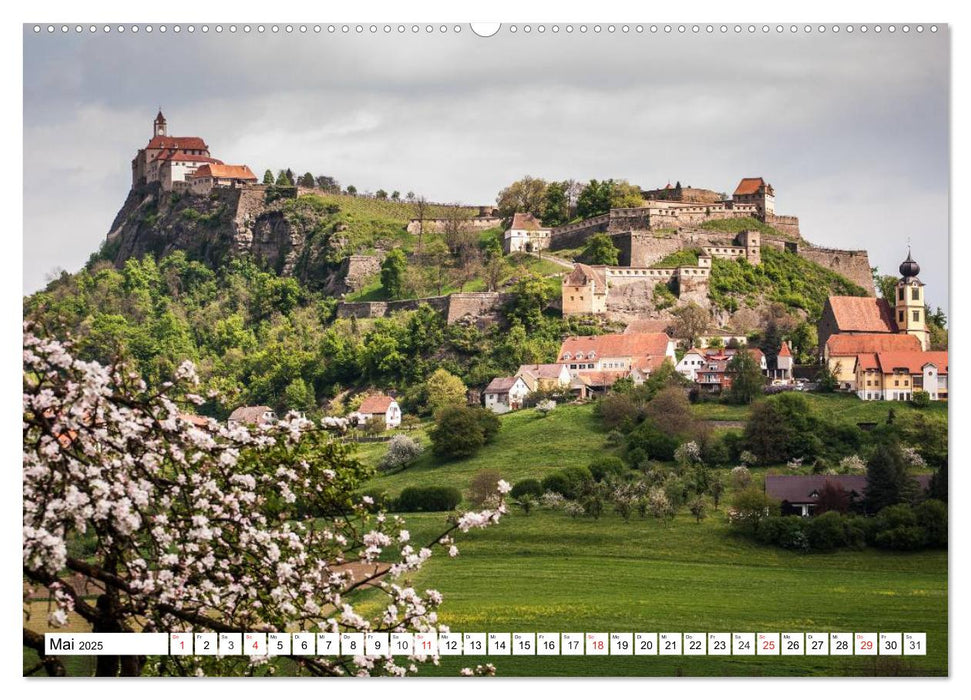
[898, 311, 905, 323]
[911, 287, 920, 300]
[913, 310, 920, 322]
[898, 287, 905, 301]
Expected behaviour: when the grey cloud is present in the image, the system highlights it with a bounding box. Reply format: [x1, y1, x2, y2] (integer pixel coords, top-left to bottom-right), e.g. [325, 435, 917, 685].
[23, 26, 949, 312]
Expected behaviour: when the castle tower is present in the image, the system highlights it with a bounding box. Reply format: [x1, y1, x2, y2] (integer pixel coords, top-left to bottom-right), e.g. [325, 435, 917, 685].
[738, 230, 761, 265]
[895, 251, 930, 351]
[154, 109, 167, 137]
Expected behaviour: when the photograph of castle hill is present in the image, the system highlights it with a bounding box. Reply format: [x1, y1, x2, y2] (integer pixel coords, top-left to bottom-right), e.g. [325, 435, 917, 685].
[22, 24, 948, 678]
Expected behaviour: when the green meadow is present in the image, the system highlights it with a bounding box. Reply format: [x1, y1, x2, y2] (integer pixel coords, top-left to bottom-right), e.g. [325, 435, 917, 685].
[354, 397, 947, 676]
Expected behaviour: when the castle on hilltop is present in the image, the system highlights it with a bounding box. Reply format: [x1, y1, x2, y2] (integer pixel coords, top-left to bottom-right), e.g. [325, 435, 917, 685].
[546, 176, 875, 319]
[131, 111, 257, 193]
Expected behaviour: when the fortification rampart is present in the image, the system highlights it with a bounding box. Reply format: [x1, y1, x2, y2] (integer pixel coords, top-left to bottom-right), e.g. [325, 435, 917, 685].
[335, 292, 513, 324]
[406, 217, 504, 234]
[798, 245, 875, 295]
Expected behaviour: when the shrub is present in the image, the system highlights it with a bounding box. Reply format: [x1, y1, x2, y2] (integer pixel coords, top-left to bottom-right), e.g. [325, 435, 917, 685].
[589, 456, 627, 482]
[510, 478, 543, 500]
[596, 393, 641, 431]
[689, 496, 708, 523]
[468, 469, 502, 507]
[756, 516, 809, 550]
[541, 466, 594, 500]
[730, 465, 752, 490]
[910, 390, 931, 408]
[807, 511, 848, 551]
[539, 491, 566, 510]
[395, 486, 462, 512]
[728, 487, 775, 534]
[626, 421, 680, 463]
[379, 434, 424, 471]
[674, 441, 702, 467]
[429, 405, 500, 459]
[915, 499, 947, 548]
[605, 429, 625, 447]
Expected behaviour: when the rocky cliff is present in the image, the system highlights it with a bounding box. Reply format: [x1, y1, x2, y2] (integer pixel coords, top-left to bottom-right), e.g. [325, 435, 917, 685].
[105, 184, 383, 294]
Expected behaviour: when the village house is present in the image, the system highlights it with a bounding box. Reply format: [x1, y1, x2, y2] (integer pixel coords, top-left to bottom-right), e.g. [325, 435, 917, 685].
[824, 333, 922, 390]
[228, 406, 278, 429]
[678, 346, 767, 382]
[503, 212, 552, 254]
[765, 474, 931, 517]
[516, 363, 572, 393]
[853, 351, 949, 402]
[484, 376, 531, 414]
[558, 332, 676, 390]
[818, 252, 930, 353]
[561, 263, 608, 316]
[356, 395, 402, 430]
[676, 348, 708, 381]
[189, 163, 259, 194]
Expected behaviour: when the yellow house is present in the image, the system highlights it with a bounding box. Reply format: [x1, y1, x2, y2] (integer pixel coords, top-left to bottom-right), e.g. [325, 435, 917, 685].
[824, 333, 921, 390]
[854, 351, 949, 402]
[562, 263, 607, 316]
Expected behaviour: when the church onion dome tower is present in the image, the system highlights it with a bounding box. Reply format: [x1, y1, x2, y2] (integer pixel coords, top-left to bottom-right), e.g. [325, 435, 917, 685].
[899, 252, 921, 282]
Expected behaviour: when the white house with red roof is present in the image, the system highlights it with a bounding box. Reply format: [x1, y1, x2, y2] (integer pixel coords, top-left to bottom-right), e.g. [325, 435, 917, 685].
[355, 394, 402, 429]
[503, 212, 552, 254]
[484, 376, 531, 414]
[558, 333, 676, 389]
[676, 348, 707, 381]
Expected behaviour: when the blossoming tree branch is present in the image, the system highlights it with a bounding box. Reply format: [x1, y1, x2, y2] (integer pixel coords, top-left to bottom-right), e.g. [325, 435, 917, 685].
[23, 328, 509, 677]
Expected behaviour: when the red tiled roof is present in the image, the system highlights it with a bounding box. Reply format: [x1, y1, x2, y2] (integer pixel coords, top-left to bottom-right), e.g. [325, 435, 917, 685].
[359, 395, 396, 414]
[559, 333, 671, 362]
[733, 177, 766, 196]
[485, 377, 519, 394]
[826, 296, 897, 333]
[192, 164, 258, 181]
[228, 405, 275, 423]
[876, 351, 948, 375]
[826, 333, 921, 355]
[575, 370, 630, 387]
[778, 341, 792, 357]
[748, 348, 765, 361]
[146, 135, 209, 151]
[766, 474, 931, 504]
[178, 412, 212, 427]
[564, 263, 606, 292]
[510, 212, 549, 231]
[517, 364, 566, 380]
[855, 353, 879, 371]
[155, 150, 221, 164]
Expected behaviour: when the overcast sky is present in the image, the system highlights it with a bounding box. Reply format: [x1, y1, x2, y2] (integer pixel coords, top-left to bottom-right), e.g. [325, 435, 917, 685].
[23, 25, 949, 312]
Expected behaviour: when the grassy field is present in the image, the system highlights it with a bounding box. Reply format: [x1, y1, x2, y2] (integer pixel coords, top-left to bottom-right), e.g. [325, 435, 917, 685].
[351, 396, 947, 677]
[691, 392, 948, 424]
[362, 509, 947, 676]
[362, 403, 616, 500]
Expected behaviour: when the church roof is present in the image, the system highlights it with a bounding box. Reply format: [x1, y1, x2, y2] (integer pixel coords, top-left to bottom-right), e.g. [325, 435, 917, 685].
[826, 333, 921, 356]
[146, 135, 209, 151]
[733, 177, 766, 196]
[155, 150, 221, 164]
[825, 296, 897, 334]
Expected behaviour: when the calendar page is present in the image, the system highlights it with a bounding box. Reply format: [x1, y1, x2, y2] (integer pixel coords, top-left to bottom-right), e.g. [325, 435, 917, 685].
[21, 13, 950, 682]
